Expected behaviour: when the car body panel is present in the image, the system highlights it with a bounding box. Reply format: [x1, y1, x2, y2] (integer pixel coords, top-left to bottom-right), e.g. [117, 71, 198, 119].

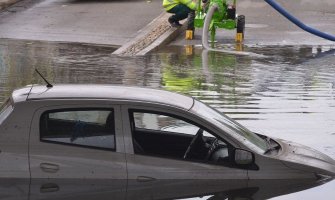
[11, 85, 32, 104]
[121, 104, 247, 179]
[126, 154, 248, 179]
[28, 100, 127, 180]
[0, 84, 334, 185]
[0, 178, 29, 200]
[276, 139, 335, 177]
[0, 101, 30, 179]
[29, 179, 127, 200]
[26, 85, 194, 111]
[248, 154, 317, 179]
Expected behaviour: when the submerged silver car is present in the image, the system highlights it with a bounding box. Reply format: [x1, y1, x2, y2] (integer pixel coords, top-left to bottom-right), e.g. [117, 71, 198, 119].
[0, 84, 334, 184]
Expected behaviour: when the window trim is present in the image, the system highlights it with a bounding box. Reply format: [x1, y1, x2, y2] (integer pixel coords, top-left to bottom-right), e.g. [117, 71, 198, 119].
[39, 108, 117, 151]
[129, 109, 228, 141]
[128, 109, 236, 166]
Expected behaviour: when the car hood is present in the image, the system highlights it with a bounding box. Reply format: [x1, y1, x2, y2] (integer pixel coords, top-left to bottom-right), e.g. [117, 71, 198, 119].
[276, 139, 335, 178]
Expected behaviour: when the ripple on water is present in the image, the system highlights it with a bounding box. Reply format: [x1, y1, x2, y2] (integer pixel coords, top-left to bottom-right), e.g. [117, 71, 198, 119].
[0, 39, 335, 199]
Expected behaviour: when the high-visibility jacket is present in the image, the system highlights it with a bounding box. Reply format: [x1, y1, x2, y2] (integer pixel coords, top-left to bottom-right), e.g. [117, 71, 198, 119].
[163, 0, 197, 11]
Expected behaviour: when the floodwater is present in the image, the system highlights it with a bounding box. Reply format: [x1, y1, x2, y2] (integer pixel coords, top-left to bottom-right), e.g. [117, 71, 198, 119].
[0, 38, 335, 199]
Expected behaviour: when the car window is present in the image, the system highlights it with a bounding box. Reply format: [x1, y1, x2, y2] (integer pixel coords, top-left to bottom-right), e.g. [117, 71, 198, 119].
[0, 98, 13, 125]
[40, 109, 116, 150]
[133, 112, 211, 136]
[191, 100, 268, 153]
[131, 111, 231, 165]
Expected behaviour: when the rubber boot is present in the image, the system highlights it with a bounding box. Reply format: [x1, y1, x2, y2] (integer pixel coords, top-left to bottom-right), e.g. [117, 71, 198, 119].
[185, 10, 195, 40]
[168, 16, 182, 27]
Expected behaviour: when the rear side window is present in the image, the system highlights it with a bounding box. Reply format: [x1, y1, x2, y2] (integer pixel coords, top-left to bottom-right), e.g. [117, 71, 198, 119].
[40, 109, 116, 150]
[0, 99, 13, 125]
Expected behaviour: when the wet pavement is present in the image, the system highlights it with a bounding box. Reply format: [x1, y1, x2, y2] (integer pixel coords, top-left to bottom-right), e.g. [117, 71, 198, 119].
[0, 0, 163, 46]
[1, 0, 334, 49]
[0, 38, 335, 199]
[1, 0, 335, 199]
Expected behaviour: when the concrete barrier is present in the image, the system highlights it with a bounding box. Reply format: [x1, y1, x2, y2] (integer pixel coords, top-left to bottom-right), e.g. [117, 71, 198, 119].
[113, 12, 187, 56]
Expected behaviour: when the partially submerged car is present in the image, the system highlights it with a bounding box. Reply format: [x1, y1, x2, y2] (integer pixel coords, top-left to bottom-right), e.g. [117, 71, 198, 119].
[0, 84, 334, 184]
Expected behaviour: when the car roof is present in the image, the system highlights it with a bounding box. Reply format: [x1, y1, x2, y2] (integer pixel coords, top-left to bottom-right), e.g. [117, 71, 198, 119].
[12, 84, 194, 110]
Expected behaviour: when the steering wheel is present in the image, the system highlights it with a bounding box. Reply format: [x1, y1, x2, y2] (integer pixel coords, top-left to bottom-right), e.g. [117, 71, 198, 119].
[183, 128, 204, 159]
[205, 138, 219, 160]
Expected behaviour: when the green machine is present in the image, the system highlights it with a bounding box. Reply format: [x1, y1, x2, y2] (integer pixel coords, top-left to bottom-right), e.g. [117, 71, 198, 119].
[186, 0, 245, 44]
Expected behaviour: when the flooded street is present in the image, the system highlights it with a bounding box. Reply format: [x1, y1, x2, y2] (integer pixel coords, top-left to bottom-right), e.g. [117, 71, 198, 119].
[0, 38, 335, 199]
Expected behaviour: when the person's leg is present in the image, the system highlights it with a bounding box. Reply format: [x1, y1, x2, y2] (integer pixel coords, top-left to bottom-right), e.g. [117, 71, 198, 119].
[187, 10, 195, 30]
[185, 9, 195, 39]
[167, 4, 192, 26]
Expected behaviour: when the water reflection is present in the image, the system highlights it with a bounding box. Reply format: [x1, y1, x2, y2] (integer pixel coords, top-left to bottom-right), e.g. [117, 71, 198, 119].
[1, 178, 331, 200]
[0, 39, 335, 199]
[0, 39, 163, 101]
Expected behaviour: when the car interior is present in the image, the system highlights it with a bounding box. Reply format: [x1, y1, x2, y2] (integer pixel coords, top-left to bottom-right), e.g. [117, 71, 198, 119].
[130, 111, 231, 164]
[39, 110, 116, 149]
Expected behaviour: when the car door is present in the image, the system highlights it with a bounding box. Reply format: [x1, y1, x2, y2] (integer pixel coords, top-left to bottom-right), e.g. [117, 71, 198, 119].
[28, 102, 127, 200]
[0, 98, 30, 200]
[121, 105, 248, 183]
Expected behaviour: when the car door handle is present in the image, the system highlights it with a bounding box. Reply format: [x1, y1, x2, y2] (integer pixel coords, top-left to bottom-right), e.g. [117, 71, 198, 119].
[40, 183, 59, 193]
[136, 176, 156, 182]
[40, 163, 60, 173]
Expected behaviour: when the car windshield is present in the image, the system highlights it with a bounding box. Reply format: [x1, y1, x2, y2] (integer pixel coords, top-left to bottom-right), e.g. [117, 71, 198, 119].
[0, 98, 13, 125]
[191, 100, 268, 153]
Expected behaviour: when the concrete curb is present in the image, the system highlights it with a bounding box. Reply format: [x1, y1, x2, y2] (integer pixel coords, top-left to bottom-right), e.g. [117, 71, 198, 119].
[136, 23, 186, 56]
[0, 0, 20, 10]
[112, 12, 185, 56]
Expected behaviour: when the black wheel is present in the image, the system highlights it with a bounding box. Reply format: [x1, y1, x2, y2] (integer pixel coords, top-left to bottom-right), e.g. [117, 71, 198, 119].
[236, 15, 245, 39]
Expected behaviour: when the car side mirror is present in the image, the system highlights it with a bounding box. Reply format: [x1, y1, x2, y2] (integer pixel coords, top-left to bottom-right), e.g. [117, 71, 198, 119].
[234, 149, 254, 165]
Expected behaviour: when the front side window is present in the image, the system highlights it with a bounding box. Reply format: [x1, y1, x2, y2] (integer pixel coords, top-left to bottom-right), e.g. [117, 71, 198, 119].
[130, 111, 231, 165]
[0, 98, 13, 125]
[40, 109, 116, 150]
[191, 100, 268, 153]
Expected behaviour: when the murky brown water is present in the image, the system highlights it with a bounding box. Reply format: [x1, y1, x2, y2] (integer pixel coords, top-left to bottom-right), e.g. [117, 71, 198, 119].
[0, 38, 335, 199]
